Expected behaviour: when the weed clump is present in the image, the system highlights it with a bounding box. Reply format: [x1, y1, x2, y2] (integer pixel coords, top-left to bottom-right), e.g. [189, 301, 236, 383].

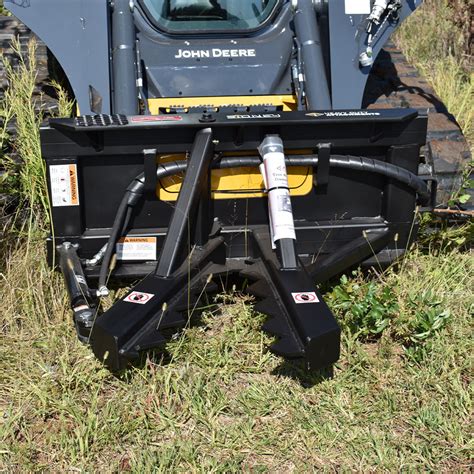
[326, 248, 472, 366]
[327, 275, 398, 339]
[1, 38, 45, 220]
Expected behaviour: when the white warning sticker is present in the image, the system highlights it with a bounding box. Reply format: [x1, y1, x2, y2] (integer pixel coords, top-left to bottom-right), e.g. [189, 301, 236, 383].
[344, 0, 371, 14]
[49, 164, 80, 207]
[292, 292, 320, 304]
[124, 291, 155, 305]
[268, 189, 297, 242]
[116, 237, 157, 261]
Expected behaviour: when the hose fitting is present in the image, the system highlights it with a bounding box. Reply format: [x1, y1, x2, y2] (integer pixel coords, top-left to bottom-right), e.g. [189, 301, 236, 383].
[368, 0, 390, 24]
[98, 286, 110, 298]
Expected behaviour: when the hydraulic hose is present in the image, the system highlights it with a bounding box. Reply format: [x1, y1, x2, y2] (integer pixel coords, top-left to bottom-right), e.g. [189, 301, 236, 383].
[98, 195, 129, 293]
[154, 155, 430, 200]
[287, 155, 430, 199]
[98, 175, 145, 293]
[97, 155, 429, 292]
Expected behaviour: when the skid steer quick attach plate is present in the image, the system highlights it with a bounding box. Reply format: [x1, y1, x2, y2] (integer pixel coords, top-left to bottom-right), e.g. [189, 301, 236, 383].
[42, 109, 429, 370]
[43, 108, 428, 269]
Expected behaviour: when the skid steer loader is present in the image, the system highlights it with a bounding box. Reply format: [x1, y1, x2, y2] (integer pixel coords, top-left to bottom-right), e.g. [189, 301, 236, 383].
[5, 0, 439, 372]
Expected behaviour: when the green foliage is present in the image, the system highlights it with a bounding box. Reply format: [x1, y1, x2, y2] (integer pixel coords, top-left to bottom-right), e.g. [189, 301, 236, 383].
[326, 269, 455, 360]
[50, 79, 75, 118]
[0, 1, 11, 16]
[401, 306, 451, 363]
[417, 211, 474, 252]
[1, 39, 75, 234]
[327, 274, 398, 339]
[403, 290, 451, 343]
[448, 162, 474, 208]
[397, 0, 468, 63]
[1, 38, 46, 229]
[394, 289, 452, 363]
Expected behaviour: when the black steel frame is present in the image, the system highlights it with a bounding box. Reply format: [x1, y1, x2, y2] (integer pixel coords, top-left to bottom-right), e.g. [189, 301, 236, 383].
[43, 109, 429, 371]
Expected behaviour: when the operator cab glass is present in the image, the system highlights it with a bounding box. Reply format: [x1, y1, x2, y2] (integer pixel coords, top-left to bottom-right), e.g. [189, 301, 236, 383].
[140, 0, 281, 32]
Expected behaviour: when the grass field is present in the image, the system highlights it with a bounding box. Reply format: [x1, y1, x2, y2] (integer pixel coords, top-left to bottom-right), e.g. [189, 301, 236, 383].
[1, 0, 473, 471]
[1, 243, 472, 471]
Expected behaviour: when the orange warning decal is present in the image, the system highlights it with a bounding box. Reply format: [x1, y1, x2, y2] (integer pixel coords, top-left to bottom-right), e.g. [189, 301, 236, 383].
[69, 164, 79, 206]
[118, 237, 156, 244]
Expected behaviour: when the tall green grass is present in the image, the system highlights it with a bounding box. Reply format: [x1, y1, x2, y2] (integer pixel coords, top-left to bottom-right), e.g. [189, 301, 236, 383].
[0, 38, 72, 327]
[396, 0, 473, 207]
[3, 39, 46, 219]
[1, 38, 73, 238]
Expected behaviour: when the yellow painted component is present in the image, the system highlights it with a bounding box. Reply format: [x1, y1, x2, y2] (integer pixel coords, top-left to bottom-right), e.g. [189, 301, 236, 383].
[153, 95, 308, 200]
[148, 95, 297, 113]
[79, 96, 308, 199]
[157, 154, 312, 201]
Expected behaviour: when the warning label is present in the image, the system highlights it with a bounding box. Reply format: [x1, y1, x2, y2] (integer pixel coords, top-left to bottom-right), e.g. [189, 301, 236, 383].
[292, 292, 320, 304]
[49, 164, 80, 207]
[124, 291, 155, 305]
[116, 237, 157, 261]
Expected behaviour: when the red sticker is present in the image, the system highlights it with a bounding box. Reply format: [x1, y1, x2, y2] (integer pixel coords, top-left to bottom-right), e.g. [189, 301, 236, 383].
[124, 291, 155, 305]
[292, 292, 319, 304]
[130, 115, 183, 123]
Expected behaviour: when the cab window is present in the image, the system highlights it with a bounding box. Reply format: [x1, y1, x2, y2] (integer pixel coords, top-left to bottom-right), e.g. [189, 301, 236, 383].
[140, 0, 281, 32]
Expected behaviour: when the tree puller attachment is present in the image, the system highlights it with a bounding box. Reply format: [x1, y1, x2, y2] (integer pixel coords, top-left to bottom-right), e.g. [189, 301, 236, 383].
[7, 0, 436, 371]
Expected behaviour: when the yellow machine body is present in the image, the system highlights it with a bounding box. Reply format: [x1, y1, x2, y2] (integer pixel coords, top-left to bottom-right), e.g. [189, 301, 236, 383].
[149, 95, 313, 201]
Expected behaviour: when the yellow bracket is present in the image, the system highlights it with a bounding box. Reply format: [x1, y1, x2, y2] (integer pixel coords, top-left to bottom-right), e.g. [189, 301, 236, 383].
[148, 94, 297, 113]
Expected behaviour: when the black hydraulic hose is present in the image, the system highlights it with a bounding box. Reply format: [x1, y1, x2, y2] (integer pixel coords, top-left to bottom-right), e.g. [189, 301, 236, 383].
[97, 155, 429, 291]
[98, 175, 145, 292]
[155, 155, 430, 200]
[287, 155, 430, 200]
[122, 206, 133, 234]
[98, 195, 129, 292]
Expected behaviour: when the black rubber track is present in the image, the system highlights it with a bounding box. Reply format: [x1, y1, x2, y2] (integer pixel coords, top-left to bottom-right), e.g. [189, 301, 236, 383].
[364, 42, 472, 205]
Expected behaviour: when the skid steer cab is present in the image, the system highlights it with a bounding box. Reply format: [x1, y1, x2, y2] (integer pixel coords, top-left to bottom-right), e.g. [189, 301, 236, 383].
[7, 0, 433, 372]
